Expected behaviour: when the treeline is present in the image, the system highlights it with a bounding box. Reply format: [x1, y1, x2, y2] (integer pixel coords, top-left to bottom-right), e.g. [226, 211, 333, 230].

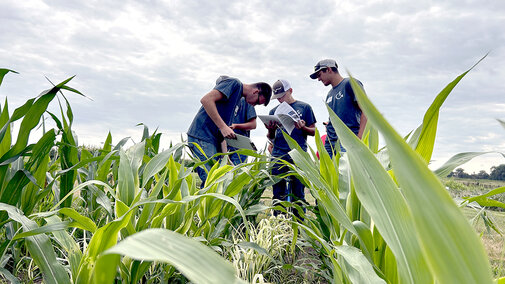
[448, 164, 505, 180]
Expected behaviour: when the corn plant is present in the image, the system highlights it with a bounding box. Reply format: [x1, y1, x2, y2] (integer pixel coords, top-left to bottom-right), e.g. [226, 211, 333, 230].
[282, 55, 494, 283]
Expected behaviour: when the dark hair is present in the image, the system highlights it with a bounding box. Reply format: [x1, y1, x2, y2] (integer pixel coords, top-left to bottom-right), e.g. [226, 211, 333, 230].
[255, 82, 272, 106]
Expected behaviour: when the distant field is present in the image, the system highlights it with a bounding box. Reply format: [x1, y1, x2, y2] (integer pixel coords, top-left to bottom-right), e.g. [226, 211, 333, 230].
[444, 177, 505, 277]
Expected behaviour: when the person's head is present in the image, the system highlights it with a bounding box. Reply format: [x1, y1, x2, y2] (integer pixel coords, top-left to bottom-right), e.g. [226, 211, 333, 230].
[244, 82, 272, 106]
[310, 59, 339, 86]
[271, 79, 293, 103]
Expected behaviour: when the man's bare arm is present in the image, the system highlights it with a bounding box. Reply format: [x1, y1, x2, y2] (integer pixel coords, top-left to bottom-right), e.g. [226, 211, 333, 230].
[231, 118, 257, 131]
[357, 112, 367, 139]
[201, 89, 236, 139]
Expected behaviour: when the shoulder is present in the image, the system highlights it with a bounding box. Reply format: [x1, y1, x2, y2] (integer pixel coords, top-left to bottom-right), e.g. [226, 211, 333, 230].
[294, 100, 312, 108]
[343, 77, 363, 88]
[215, 76, 242, 90]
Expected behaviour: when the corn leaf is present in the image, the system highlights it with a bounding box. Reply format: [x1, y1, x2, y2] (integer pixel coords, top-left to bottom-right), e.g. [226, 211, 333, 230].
[334, 245, 386, 284]
[45, 215, 82, 281]
[104, 228, 245, 284]
[59, 207, 97, 233]
[0, 68, 18, 86]
[328, 103, 432, 283]
[411, 54, 487, 163]
[350, 76, 493, 283]
[0, 203, 70, 284]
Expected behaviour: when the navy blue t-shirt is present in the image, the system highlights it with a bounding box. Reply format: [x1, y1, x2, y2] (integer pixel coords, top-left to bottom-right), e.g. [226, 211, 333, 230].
[270, 100, 316, 157]
[231, 97, 256, 137]
[187, 76, 243, 145]
[325, 78, 363, 141]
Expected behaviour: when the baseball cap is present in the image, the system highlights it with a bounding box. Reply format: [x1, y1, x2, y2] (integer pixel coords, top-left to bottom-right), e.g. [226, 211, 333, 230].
[309, 59, 338, 79]
[272, 79, 291, 99]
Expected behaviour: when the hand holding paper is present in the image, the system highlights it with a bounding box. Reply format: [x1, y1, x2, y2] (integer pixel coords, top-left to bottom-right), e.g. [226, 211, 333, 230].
[258, 102, 300, 135]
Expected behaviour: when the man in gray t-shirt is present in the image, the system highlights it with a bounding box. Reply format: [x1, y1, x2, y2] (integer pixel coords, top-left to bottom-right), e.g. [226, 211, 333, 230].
[310, 59, 368, 157]
[187, 76, 271, 187]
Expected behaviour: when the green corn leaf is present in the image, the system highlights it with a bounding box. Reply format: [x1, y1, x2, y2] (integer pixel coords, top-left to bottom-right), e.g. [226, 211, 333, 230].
[76, 209, 135, 283]
[59, 207, 97, 233]
[328, 103, 432, 283]
[118, 149, 136, 206]
[142, 143, 184, 187]
[350, 75, 493, 283]
[498, 119, 505, 130]
[92, 253, 120, 284]
[287, 145, 357, 236]
[0, 76, 76, 163]
[411, 54, 487, 163]
[223, 170, 252, 197]
[0, 267, 19, 284]
[433, 151, 504, 178]
[0, 68, 18, 86]
[0, 203, 70, 284]
[13, 221, 70, 240]
[45, 215, 82, 281]
[21, 130, 55, 214]
[0, 170, 31, 218]
[104, 228, 245, 284]
[464, 186, 505, 210]
[334, 245, 386, 284]
[466, 197, 505, 210]
[0, 99, 11, 157]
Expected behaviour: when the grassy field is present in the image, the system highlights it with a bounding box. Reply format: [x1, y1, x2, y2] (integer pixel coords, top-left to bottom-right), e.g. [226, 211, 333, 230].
[438, 178, 505, 277]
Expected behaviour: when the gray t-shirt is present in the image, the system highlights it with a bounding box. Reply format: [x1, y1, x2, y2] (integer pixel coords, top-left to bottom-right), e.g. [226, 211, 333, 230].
[231, 97, 256, 137]
[325, 78, 363, 141]
[270, 100, 316, 157]
[187, 76, 243, 145]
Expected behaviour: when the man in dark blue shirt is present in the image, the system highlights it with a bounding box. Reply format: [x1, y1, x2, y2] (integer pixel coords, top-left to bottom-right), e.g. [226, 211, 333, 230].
[310, 59, 368, 157]
[265, 79, 316, 218]
[187, 76, 271, 187]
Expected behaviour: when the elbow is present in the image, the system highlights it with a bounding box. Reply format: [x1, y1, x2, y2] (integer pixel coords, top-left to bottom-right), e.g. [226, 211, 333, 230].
[200, 97, 207, 106]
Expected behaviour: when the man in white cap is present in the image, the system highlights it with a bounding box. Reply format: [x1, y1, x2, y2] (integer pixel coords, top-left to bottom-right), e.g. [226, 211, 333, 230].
[265, 79, 316, 218]
[310, 59, 367, 157]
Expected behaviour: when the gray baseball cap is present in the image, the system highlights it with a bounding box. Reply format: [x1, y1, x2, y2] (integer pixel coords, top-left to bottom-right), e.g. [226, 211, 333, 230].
[309, 59, 338, 79]
[272, 79, 291, 99]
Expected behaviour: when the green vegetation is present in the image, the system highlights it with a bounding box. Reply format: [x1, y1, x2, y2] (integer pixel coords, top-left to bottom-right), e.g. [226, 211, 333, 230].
[0, 55, 504, 284]
[443, 178, 505, 277]
[449, 165, 505, 180]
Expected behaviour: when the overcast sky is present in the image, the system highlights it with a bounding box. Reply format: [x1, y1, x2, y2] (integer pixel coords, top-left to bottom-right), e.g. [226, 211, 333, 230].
[1, 0, 504, 173]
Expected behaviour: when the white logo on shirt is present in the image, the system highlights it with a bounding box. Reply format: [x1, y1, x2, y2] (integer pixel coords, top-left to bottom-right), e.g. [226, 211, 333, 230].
[326, 96, 332, 103]
[335, 91, 343, 100]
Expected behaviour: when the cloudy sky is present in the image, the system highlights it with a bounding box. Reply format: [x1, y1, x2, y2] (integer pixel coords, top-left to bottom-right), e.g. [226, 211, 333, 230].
[1, 0, 504, 173]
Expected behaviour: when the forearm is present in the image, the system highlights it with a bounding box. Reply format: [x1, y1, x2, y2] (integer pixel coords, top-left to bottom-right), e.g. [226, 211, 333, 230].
[201, 95, 227, 130]
[357, 112, 367, 139]
[302, 124, 316, 136]
[232, 119, 257, 131]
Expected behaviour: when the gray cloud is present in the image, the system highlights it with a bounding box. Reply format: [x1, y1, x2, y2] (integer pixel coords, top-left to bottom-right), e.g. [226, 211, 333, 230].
[1, 0, 504, 173]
